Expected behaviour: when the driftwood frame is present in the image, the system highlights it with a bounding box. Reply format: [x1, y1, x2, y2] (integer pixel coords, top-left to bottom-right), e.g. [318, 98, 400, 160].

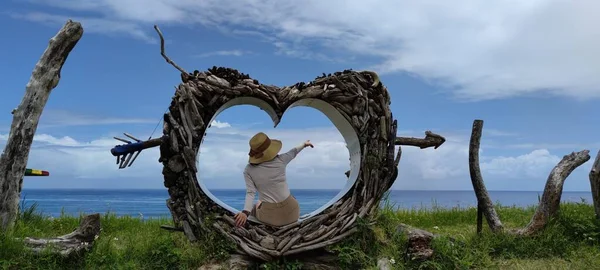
[141, 25, 448, 261]
[159, 67, 397, 260]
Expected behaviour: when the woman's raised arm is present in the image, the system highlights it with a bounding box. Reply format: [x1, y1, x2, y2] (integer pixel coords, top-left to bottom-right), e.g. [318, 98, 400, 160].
[278, 140, 314, 164]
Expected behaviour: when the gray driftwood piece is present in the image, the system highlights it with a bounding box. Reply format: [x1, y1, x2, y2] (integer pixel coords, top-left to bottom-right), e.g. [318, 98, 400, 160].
[0, 20, 83, 230]
[21, 213, 101, 256]
[469, 119, 591, 235]
[468, 120, 504, 232]
[515, 149, 590, 236]
[589, 150, 600, 219]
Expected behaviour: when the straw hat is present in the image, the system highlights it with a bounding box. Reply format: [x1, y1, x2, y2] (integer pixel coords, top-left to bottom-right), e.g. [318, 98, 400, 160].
[248, 132, 282, 164]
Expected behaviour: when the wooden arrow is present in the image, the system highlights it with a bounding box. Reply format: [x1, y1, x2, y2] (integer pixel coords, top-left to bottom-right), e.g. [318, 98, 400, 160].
[395, 131, 446, 149]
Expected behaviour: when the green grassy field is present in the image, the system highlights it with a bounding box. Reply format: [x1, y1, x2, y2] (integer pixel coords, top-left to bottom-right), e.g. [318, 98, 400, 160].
[1, 197, 599, 269]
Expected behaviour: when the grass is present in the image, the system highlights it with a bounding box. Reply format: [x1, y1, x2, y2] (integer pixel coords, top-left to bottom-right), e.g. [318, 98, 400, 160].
[1, 197, 599, 269]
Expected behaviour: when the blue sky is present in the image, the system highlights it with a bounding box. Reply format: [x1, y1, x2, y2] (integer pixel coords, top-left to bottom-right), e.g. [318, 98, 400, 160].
[1, 0, 599, 193]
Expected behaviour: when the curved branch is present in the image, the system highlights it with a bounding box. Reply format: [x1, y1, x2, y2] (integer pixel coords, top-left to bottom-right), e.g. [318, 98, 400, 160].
[469, 120, 504, 233]
[153, 25, 188, 76]
[515, 149, 590, 236]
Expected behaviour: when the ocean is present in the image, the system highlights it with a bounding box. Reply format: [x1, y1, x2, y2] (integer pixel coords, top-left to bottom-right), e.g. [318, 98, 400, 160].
[19, 189, 593, 219]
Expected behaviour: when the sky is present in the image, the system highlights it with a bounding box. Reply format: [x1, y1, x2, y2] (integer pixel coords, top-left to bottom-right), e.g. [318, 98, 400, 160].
[1, 0, 599, 193]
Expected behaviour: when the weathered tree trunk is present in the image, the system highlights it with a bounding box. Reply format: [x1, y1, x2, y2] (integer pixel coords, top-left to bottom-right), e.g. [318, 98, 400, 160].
[514, 150, 590, 236]
[590, 150, 600, 219]
[0, 20, 83, 230]
[21, 213, 100, 256]
[468, 120, 504, 233]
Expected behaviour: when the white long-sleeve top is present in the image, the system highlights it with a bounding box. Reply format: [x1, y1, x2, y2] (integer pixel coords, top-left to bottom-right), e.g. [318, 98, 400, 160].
[242, 144, 304, 212]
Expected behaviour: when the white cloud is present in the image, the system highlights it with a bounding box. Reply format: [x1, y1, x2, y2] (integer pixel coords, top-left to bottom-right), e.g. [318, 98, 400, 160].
[485, 129, 518, 137]
[2, 122, 595, 191]
[14, 0, 600, 101]
[210, 120, 231, 128]
[195, 50, 249, 58]
[0, 124, 352, 190]
[480, 149, 561, 179]
[37, 110, 157, 128]
[9, 11, 155, 43]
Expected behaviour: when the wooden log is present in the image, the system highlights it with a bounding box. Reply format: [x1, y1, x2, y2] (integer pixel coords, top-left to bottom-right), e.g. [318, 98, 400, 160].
[468, 120, 504, 233]
[0, 20, 83, 230]
[590, 150, 600, 220]
[21, 213, 100, 256]
[515, 150, 590, 236]
[395, 131, 446, 149]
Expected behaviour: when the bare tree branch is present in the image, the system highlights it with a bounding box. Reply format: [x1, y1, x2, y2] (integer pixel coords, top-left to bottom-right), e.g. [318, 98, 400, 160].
[395, 131, 446, 149]
[153, 25, 188, 77]
[514, 150, 590, 236]
[469, 120, 504, 233]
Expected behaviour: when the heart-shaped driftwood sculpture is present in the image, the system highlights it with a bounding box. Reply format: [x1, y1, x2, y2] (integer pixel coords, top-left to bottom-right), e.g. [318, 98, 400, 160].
[159, 66, 398, 260]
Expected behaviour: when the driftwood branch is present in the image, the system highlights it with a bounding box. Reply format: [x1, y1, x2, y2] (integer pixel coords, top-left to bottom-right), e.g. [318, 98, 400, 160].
[590, 150, 600, 220]
[21, 213, 101, 256]
[515, 149, 590, 236]
[468, 120, 503, 233]
[395, 131, 446, 149]
[0, 19, 83, 230]
[153, 25, 188, 76]
[469, 119, 591, 236]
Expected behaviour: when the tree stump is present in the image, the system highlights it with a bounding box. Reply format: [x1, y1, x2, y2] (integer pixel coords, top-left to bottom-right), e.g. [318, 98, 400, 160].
[159, 67, 398, 260]
[21, 213, 101, 256]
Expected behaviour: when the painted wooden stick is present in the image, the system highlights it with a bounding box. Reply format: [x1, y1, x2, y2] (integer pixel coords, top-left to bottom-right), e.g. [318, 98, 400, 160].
[110, 133, 163, 169]
[24, 169, 49, 176]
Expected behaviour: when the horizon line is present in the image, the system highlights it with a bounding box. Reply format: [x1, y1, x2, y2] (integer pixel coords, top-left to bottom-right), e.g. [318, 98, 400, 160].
[20, 188, 593, 193]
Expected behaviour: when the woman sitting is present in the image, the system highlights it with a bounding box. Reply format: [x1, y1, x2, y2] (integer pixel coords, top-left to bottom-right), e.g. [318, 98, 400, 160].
[234, 132, 313, 227]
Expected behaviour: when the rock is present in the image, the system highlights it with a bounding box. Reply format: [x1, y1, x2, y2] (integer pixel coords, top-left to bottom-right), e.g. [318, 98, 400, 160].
[198, 254, 255, 270]
[197, 263, 221, 270]
[227, 255, 255, 269]
[377, 258, 392, 270]
[397, 223, 435, 261]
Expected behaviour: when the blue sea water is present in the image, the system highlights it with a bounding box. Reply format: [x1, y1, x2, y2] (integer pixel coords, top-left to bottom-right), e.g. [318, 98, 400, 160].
[19, 189, 593, 219]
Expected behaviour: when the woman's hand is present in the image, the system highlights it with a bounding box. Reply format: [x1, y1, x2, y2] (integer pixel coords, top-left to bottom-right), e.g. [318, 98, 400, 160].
[303, 140, 314, 148]
[234, 211, 248, 227]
